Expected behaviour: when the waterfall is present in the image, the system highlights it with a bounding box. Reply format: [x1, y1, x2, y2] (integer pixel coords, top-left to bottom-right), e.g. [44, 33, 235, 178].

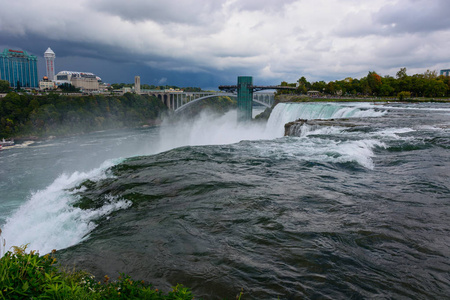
[265, 102, 386, 137]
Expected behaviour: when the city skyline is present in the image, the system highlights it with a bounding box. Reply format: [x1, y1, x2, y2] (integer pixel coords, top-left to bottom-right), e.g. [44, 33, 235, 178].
[1, 0, 450, 88]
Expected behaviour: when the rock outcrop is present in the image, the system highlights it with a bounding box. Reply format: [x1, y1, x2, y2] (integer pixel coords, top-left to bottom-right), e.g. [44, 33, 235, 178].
[284, 118, 367, 136]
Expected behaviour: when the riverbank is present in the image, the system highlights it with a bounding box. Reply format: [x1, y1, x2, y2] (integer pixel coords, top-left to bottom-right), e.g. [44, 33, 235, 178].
[0, 92, 167, 140]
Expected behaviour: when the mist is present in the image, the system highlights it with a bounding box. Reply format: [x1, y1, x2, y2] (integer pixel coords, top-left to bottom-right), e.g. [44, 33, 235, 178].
[155, 109, 281, 153]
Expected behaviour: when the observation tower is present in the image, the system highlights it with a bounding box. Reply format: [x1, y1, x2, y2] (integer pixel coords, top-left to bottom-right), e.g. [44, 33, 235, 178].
[44, 47, 56, 81]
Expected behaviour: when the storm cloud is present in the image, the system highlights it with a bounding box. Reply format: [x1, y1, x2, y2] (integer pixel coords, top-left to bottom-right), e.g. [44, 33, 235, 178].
[0, 0, 449, 87]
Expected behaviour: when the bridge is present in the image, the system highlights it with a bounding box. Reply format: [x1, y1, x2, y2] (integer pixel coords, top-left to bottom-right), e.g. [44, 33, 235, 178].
[219, 76, 296, 122]
[143, 89, 275, 113]
[142, 76, 295, 122]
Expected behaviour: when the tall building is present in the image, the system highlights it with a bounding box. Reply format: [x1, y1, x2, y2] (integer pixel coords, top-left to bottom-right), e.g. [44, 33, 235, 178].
[44, 47, 56, 81]
[135, 76, 141, 93]
[0, 48, 39, 88]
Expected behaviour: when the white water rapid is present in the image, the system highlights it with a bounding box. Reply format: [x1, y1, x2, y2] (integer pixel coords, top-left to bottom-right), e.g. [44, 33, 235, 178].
[1, 102, 388, 255]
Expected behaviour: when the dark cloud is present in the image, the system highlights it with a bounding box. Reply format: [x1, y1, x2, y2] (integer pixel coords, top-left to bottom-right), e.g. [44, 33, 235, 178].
[0, 32, 259, 88]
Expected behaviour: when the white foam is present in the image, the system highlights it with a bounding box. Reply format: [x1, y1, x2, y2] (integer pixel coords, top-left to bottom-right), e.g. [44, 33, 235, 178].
[251, 137, 385, 170]
[383, 106, 450, 112]
[372, 128, 415, 139]
[1, 159, 131, 255]
[265, 103, 387, 137]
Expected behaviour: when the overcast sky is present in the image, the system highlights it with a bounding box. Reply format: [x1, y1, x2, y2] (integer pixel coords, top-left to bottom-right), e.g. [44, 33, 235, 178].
[1, 0, 449, 88]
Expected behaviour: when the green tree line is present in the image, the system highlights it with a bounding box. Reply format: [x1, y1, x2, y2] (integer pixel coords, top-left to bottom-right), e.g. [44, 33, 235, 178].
[0, 93, 167, 139]
[279, 68, 450, 98]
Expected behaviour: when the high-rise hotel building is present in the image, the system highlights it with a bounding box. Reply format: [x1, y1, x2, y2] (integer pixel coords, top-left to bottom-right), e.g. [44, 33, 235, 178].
[0, 48, 39, 88]
[44, 47, 56, 81]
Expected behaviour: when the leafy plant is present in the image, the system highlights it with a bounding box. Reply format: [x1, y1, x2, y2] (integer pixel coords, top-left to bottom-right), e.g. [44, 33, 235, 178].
[397, 91, 412, 101]
[0, 245, 196, 299]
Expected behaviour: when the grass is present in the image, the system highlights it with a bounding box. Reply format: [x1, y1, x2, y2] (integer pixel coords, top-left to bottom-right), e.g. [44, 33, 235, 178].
[0, 243, 195, 299]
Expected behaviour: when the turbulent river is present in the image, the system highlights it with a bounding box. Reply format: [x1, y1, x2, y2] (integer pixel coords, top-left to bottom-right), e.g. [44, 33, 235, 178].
[1, 102, 449, 299]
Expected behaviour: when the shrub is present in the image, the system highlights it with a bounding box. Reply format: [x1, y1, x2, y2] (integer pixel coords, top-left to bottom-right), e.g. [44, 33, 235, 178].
[397, 91, 412, 101]
[0, 245, 195, 299]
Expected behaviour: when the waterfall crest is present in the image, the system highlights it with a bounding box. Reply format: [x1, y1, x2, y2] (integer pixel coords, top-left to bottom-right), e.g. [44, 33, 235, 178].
[266, 102, 386, 137]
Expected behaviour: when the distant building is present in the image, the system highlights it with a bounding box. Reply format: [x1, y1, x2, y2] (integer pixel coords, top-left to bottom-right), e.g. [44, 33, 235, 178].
[134, 76, 141, 93]
[0, 48, 39, 88]
[55, 71, 100, 92]
[440, 69, 450, 76]
[39, 76, 56, 90]
[44, 47, 56, 81]
[307, 90, 320, 97]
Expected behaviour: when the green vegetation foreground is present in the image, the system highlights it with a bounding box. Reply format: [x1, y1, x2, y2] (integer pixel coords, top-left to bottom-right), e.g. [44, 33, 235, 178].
[0, 245, 195, 299]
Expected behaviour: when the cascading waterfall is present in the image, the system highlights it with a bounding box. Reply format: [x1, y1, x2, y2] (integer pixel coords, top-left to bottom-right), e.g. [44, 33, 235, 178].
[266, 102, 387, 137]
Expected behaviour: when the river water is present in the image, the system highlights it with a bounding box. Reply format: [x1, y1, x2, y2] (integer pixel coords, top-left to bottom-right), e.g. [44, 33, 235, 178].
[1, 102, 449, 299]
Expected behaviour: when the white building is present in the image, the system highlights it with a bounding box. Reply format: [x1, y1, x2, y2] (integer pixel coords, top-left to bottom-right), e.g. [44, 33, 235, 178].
[55, 71, 100, 92]
[44, 47, 56, 81]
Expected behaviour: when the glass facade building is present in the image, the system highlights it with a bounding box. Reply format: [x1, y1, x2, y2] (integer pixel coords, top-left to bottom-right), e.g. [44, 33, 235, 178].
[440, 69, 450, 77]
[0, 48, 39, 88]
[237, 76, 253, 122]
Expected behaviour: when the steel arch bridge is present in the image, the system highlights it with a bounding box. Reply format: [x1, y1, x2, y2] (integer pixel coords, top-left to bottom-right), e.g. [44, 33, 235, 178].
[173, 92, 275, 114]
[143, 76, 295, 121]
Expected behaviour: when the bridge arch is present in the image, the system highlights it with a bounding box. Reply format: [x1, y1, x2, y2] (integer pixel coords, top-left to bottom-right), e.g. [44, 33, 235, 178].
[174, 93, 273, 114]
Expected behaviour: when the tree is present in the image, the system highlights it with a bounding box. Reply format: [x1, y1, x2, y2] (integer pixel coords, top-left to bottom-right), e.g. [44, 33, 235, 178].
[396, 67, 408, 79]
[59, 83, 80, 93]
[424, 79, 447, 97]
[423, 69, 437, 80]
[0, 80, 10, 92]
[360, 78, 371, 95]
[311, 81, 327, 93]
[367, 71, 382, 96]
[380, 76, 396, 96]
[397, 91, 411, 101]
[325, 81, 336, 94]
[297, 76, 311, 90]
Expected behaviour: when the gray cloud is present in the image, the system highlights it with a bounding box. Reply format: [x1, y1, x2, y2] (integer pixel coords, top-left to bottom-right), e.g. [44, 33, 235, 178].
[374, 0, 450, 34]
[0, 0, 449, 87]
[232, 0, 297, 12]
[337, 0, 450, 37]
[89, 0, 225, 24]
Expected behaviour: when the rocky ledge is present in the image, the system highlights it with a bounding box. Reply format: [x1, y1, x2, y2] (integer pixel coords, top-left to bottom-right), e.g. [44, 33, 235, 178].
[284, 118, 368, 136]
